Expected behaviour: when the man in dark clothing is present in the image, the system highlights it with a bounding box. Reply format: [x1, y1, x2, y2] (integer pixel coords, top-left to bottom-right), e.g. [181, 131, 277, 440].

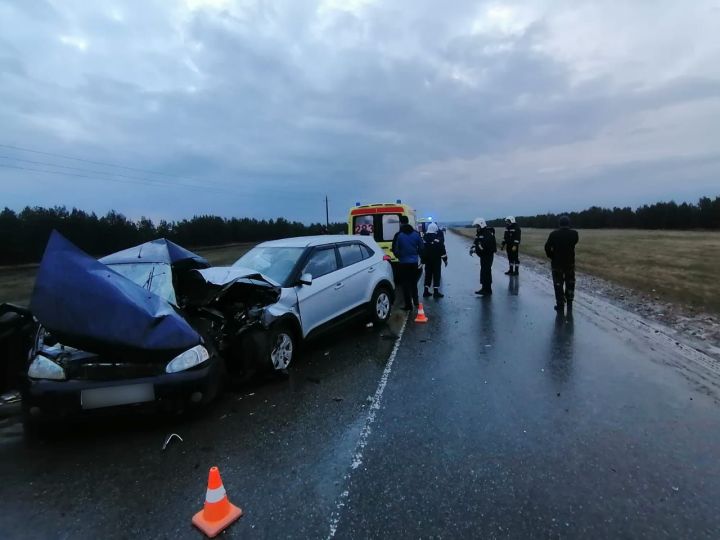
[500, 216, 521, 275]
[392, 215, 424, 310]
[470, 217, 497, 296]
[544, 215, 579, 313]
[422, 223, 448, 298]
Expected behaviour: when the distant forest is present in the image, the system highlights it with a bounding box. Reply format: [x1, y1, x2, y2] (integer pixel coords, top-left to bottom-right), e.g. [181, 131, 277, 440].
[488, 196, 720, 230]
[0, 206, 345, 265]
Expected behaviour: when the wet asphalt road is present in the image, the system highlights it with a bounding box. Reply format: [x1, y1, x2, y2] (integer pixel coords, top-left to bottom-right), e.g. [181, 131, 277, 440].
[2, 231, 720, 539]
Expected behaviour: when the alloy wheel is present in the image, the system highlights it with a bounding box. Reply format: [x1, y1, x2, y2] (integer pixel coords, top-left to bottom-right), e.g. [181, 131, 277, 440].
[270, 332, 293, 370]
[376, 292, 391, 321]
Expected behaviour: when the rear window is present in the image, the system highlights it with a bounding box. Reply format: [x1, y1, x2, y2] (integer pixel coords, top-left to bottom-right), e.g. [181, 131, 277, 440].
[353, 215, 374, 236]
[338, 243, 364, 267]
[360, 244, 373, 258]
[352, 213, 402, 242]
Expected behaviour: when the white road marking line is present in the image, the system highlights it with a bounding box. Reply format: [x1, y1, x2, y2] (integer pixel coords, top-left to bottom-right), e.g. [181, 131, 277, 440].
[326, 314, 409, 539]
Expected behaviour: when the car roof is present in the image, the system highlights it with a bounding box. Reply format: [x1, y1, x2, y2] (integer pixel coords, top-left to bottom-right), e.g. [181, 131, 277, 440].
[258, 235, 375, 249]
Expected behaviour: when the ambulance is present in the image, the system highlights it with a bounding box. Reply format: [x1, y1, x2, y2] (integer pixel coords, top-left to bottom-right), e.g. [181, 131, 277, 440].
[347, 201, 417, 263]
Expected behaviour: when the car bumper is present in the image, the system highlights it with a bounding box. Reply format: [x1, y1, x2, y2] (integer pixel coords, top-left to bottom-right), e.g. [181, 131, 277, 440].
[22, 357, 223, 421]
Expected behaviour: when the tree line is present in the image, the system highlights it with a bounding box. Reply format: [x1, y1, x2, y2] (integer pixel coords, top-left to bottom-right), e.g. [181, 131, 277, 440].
[0, 206, 345, 265]
[487, 196, 720, 230]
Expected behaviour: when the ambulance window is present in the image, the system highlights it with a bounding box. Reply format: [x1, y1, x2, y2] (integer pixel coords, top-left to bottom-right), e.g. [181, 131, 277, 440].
[382, 214, 401, 241]
[353, 215, 374, 236]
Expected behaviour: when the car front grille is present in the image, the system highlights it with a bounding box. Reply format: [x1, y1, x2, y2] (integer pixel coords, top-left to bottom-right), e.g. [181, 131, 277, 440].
[67, 362, 166, 381]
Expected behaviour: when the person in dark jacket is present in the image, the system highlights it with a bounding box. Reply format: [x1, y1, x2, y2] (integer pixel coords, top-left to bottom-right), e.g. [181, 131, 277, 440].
[500, 216, 521, 275]
[422, 222, 448, 299]
[470, 217, 497, 296]
[392, 216, 424, 310]
[544, 215, 579, 313]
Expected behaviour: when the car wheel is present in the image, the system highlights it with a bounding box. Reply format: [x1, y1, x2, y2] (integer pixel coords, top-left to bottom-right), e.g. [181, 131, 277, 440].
[369, 286, 392, 325]
[267, 323, 296, 371]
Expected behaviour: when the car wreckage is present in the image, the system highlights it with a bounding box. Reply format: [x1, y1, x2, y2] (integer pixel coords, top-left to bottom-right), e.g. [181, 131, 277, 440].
[6, 231, 294, 430]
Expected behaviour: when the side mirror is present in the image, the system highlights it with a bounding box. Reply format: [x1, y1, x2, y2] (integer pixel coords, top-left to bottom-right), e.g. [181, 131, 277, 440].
[298, 273, 313, 286]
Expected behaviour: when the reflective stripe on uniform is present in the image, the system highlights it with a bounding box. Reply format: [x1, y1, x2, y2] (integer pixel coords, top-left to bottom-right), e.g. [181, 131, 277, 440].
[206, 485, 227, 504]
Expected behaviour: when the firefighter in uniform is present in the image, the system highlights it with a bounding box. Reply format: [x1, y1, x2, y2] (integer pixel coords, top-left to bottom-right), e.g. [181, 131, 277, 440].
[470, 218, 497, 296]
[422, 222, 448, 298]
[544, 215, 579, 314]
[500, 216, 521, 275]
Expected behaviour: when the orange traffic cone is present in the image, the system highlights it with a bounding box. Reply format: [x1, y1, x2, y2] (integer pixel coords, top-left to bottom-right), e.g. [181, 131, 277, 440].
[414, 303, 428, 324]
[192, 466, 244, 538]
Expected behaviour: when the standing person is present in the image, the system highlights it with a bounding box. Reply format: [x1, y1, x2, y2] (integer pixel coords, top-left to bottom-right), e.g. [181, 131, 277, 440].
[470, 218, 497, 296]
[544, 215, 579, 314]
[392, 215, 424, 311]
[500, 216, 521, 275]
[422, 223, 448, 299]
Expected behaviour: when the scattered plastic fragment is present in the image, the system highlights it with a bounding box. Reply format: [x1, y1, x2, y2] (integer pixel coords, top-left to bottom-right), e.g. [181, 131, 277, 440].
[162, 433, 183, 450]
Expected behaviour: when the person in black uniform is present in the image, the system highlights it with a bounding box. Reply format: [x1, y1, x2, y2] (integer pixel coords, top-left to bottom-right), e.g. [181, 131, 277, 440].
[500, 216, 521, 275]
[544, 215, 579, 314]
[422, 222, 448, 298]
[470, 218, 497, 296]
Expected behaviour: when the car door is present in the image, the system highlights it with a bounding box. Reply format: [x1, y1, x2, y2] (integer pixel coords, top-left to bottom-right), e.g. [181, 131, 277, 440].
[294, 245, 343, 336]
[336, 242, 371, 309]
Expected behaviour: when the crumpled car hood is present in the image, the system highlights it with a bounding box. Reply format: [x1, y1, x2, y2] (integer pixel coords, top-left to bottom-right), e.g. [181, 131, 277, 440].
[30, 231, 201, 358]
[196, 266, 279, 288]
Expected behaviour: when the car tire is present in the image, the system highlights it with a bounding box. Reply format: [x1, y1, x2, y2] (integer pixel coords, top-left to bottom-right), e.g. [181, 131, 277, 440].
[265, 322, 297, 372]
[369, 285, 392, 325]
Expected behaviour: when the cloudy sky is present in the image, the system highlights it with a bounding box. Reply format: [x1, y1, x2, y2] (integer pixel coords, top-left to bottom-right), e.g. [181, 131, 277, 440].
[1, 0, 719, 223]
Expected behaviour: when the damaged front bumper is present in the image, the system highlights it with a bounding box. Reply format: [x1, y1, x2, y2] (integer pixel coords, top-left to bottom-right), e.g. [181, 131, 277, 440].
[22, 356, 224, 422]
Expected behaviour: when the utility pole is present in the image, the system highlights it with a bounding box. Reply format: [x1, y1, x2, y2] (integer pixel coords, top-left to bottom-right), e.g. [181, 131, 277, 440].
[325, 195, 330, 230]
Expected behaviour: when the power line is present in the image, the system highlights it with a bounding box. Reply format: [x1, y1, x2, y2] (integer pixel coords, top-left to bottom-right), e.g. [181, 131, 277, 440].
[0, 162, 177, 189]
[0, 143, 199, 182]
[0, 143, 327, 201]
[0, 155, 217, 192]
[0, 162, 326, 201]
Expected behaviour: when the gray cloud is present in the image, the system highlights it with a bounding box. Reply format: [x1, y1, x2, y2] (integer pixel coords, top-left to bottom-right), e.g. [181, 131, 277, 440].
[1, 0, 719, 223]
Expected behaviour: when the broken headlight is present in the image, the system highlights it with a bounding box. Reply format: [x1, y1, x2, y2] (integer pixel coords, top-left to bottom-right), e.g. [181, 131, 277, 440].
[28, 356, 66, 380]
[165, 344, 210, 374]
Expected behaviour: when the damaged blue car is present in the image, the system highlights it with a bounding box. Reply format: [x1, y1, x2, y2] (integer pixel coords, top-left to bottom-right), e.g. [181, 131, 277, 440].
[22, 232, 282, 432]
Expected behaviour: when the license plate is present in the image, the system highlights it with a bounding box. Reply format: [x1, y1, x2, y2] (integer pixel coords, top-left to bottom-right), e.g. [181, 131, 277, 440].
[81, 384, 155, 410]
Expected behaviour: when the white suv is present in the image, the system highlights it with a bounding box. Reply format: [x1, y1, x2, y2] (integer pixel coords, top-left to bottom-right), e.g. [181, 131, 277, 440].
[196, 235, 395, 373]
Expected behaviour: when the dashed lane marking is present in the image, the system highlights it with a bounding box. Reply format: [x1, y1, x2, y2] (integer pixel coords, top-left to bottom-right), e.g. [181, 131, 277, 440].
[326, 313, 409, 539]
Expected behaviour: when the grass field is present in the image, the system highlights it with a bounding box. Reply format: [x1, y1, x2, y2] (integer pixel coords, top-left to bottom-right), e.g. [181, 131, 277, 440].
[454, 228, 720, 314]
[0, 243, 254, 307]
